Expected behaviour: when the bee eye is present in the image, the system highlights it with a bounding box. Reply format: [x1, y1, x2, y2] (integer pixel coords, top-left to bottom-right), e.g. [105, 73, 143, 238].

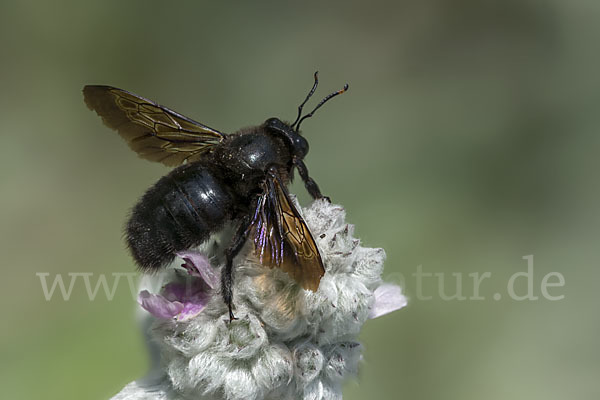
[292, 134, 309, 158]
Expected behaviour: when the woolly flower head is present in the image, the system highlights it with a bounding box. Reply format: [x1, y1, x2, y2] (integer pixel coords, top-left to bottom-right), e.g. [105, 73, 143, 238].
[113, 199, 406, 400]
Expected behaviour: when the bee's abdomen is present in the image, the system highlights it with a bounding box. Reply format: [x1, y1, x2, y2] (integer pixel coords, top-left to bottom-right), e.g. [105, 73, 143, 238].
[126, 163, 235, 271]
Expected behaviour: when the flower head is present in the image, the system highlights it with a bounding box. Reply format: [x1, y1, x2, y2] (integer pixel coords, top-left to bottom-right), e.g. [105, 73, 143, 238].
[114, 199, 406, 400]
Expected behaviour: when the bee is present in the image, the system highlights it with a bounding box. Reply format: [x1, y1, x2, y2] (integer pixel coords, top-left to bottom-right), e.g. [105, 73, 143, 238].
[83, 73, 348, 320]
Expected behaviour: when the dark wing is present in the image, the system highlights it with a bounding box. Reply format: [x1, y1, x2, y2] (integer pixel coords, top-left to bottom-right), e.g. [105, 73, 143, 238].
[248, 170, 325, 291]
[83, 85, 225, 166]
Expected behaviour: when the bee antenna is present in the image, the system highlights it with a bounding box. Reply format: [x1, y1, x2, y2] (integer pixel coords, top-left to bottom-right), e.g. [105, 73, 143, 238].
[295, 83, 349, 132]
[292, 71, 319, 129]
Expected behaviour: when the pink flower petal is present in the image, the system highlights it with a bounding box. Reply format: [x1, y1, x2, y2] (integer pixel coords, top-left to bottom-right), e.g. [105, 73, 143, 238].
[161, 281, 210, 320]
[162, 282, 196, 302]
[368, 283, 407, 319]
[177, 251, 219, 289]
[138, 290, 184, 319]
[137, 252, 216, 321]
[176, 302, 206, 321]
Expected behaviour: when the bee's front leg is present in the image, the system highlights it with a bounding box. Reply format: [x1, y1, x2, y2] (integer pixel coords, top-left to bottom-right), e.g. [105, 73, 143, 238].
[293, 158, 330, 202]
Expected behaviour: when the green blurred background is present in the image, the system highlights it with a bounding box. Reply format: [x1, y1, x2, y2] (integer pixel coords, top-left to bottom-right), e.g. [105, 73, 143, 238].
[1, 1, 599, 399]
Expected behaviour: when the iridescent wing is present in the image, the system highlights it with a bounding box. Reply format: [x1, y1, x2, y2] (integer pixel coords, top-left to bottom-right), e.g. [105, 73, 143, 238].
[83, 85, 225, 166]
[249, 170, 325, 291]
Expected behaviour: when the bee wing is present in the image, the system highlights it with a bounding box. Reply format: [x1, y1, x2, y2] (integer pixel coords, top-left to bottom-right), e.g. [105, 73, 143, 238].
[249, 170, 325, 291]
[83, 85, 225, 166]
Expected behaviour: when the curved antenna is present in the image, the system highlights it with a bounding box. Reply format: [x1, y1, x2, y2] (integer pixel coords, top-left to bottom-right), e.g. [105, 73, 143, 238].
[295, 83, 349, 132]
[291, 71, 319, 128]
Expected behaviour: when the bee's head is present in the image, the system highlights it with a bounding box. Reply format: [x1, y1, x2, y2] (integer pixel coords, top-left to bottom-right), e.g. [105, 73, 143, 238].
[264, 117, 309, 159]
[265, 72, 348, 160]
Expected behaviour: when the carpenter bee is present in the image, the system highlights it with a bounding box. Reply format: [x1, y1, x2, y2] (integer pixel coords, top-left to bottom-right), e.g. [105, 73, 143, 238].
[83, 73, 348, 320]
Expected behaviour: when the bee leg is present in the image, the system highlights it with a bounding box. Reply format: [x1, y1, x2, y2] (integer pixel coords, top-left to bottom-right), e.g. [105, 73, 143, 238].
[222, 215, 251, 322]
[294, 158, 330, 202]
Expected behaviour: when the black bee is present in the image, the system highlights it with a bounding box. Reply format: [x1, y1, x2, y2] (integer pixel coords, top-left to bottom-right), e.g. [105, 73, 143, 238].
[83, 73, 348, 320]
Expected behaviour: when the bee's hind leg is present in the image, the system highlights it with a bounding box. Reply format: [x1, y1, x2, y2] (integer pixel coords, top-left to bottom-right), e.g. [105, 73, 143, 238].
[221, 214, 251, 322]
